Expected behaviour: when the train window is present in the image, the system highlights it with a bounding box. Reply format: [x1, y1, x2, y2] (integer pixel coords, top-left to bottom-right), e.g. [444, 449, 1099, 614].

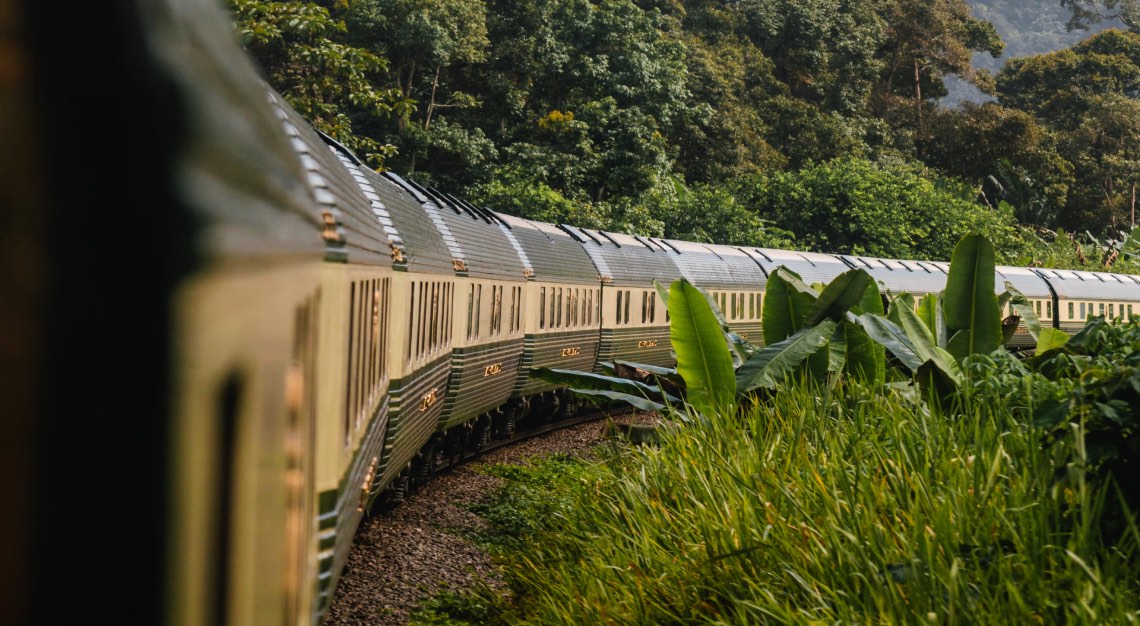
[1035, 300, 1041, 316]
[596, 289, 601, 323]
[649, 292, 656, 323]
[1109, 303, 1115, 319]
[625, 290, 631, 325]
[1068, 302, 1074, 320]
[554, 288, 561, 328]
[749, 294, 755, 319]
[1080, 302, 1086, 319]
[738, 293, 745, 319]
[1045, 300, 1052, 319]
[516, 287, 522, 332]
[474, 284, 482, 339]
[509, 287, 517, 333]
[642, 291, 649, 323]
[1129, 304, 1135, 320]
[407, 282, 416, 361]
[539, 287, 546, 329]
[580, 289, 587, 326]
[1099, 302, 1105, 316]
[586, 290, 592, 325]
[467, 284, 475, 339]
[550, 287, 557, 328]
[730, 293, 737, 320]
[616, 290, 623, 325]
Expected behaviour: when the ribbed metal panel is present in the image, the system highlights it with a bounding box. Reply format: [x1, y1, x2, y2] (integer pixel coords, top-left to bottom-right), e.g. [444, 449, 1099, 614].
[271, 99, 393, 266]
[497, 214, 600, 283]
[377, 355, 450, 487]
[514, 328, 602, 396]
[437, 338, 525, 430]
[347, 168, 455, 275]
[1034, 268, 1140, 300]
[664, 239, 767, 290]
[838, 255, 949, 295]
[730, 321, 764, 346]
[561, 226, 682, 287]
[393, 180, 527, 281]
[744, 248, 849, 286]
[996, 266, 1051, 298]
[314, 395, 389, 612]
[597, 326, 674, 369]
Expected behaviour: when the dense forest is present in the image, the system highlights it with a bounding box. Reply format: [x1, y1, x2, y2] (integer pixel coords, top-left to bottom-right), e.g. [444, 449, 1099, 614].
[229, 0, 1140, 267]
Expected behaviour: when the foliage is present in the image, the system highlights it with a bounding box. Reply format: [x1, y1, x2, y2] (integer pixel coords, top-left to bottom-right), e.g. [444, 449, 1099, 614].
[476, 381, 1140, 624]
[732, 157, 1018, 261]
[1062, 0, 1140, 31]
[1007, 226, 1140, 274]
[227, 0, 411, 166]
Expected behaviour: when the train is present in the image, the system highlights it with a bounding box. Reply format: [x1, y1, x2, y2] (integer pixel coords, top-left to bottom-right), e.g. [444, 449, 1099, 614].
[6, 0, 1140, 625]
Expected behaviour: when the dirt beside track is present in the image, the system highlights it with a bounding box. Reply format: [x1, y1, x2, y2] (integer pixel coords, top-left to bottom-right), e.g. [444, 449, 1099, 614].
[325, 411, 656, 625]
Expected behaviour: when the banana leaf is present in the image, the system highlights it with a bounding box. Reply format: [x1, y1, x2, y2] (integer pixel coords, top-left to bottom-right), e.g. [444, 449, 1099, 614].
[943, 235, 1001, 360]
[805, 269, 873, 325]
[529, 367, 681, 404]
[668, 278, 736, 415]
[762, 267, 819, 345]
[737, 321, 837, 392]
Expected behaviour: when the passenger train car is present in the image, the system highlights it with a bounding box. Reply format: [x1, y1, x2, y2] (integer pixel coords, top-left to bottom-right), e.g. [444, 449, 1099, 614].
[8, 0, 1140, 625]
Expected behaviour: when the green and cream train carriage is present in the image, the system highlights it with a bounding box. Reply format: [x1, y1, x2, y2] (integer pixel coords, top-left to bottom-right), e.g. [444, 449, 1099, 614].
[1033, 268, 1140, 332]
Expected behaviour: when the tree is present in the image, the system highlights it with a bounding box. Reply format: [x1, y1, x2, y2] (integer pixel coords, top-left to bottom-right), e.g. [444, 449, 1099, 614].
[1062, 0, 1140, 31]
[731, 157, 1017, 260]
[227, 0, 411, 165]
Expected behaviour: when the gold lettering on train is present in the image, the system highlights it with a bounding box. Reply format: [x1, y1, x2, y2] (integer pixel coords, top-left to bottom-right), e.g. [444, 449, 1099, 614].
[483, 362, 503, 377]
[418, 388, 438, 412]
[561, 347, 581, 357]
[637, 340, 658, 348]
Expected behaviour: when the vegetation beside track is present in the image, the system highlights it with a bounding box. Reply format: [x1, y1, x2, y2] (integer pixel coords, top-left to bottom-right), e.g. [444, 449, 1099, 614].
[416, 369, 1139, 624]
[410, 236, 1140, 625]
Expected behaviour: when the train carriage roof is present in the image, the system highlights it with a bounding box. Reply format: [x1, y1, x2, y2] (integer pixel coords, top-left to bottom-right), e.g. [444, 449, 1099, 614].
[558, 226, 682, 287]
[154, 30, 322, 261]
[1033, 268, 1140, 300]
[382, 174, 527, 281]
[996, 266, 1052, 299]
[334, 158, 455, 275]
[741, 248, 849, 286]
[659, 239, 768, 290]
[494, 213, 600, 284]
[837, 255, 950, 295]
[271, 99, 393, 266]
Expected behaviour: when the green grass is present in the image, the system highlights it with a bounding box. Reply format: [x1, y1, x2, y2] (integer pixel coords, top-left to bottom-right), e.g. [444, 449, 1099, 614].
[466, 382, 1140, 625]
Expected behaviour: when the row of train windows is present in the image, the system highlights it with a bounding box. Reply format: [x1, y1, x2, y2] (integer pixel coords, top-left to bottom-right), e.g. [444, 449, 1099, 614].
[540, 287, 600, 329]
[1010, 300, 1137, 322]
[407, 280, 453, 362]
[346, 278, 390, 444]
[467, 284, 522, 340]
[614, 290, 660, 326]
[1066, 301, 1134, 321]
[711, 292, 762, 321]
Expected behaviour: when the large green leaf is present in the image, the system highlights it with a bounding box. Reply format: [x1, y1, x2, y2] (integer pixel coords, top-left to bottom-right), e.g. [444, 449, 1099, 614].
[529, 368, 681, 403]
[563, 388, 667, 412]
[916, 293, 942, 343]
[805, 269, 873, 325]
[1036, 327, 1070, 353]
[1004, 282, 1042, 341]
[853, 312, 924, 373]
[762, 267, 818, 345]
[842, 322, 885, 384]
[943, 235, 1001, 360]
[894, 299, 963, 385]
[668, 279, 736, 415]
[736, 321, 837, 392]
[828, 323, 848, 373]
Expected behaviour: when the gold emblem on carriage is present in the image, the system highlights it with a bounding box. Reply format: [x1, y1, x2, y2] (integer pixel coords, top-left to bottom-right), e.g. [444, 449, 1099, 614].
[484, 362, 503, 377]
[419, 388, 438, 411]
[637, 340, 658, 348]
[561, 347, 581, 357]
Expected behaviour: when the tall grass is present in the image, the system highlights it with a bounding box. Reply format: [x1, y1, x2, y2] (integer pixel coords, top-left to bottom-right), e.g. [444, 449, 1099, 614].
[477, 382, 1140, 624]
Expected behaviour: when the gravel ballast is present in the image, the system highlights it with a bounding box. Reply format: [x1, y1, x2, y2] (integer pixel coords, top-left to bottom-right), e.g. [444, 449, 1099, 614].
[325, 412, 655, 625]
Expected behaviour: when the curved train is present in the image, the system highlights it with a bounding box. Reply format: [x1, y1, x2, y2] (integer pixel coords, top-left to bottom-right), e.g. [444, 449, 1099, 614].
[7, 0, 1140, 624]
